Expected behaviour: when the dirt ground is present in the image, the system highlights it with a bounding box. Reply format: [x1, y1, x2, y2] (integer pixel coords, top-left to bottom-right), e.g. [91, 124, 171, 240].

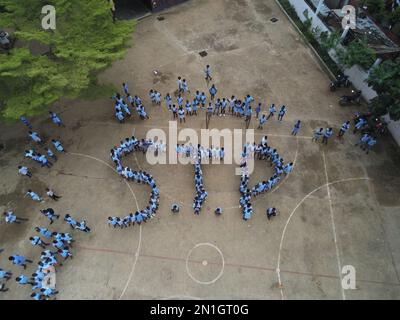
[1, 0, 400, 300]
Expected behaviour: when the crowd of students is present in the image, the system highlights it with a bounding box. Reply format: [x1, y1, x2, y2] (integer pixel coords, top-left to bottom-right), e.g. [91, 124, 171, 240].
[109, 137, 160, 228]
[1, 223, 77, 299]
[175, 144, 225, 161]
[239, 135, 294, 221]
[2, 62, 382, 298]
[112, 87, 150, 123]
[0, 112, 90, 299]
[193, 156, 208, 215]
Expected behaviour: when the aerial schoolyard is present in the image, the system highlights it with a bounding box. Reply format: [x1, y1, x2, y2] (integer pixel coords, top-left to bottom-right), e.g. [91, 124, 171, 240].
[1, 0, 400, 300]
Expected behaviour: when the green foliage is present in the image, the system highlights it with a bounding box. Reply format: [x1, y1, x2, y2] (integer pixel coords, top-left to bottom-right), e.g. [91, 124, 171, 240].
[0, 0, 135, 120]
[337, 38, 376, 70]
[320, 31, 341, 51]
[367, 57, 400, 121]
[365, 0, 386, 22]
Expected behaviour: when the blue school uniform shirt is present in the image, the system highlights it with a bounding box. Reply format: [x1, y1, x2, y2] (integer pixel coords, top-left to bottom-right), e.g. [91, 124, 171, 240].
[269, 105, 276, 113]
[31, 236, 41, 246]
[53, 141, 64, 151]
[12, 255, 26, 265]
[17, 275, 29, 284]
[243, 209, 252, 220]
[341, 122, 350, 131]
[135, 213, 143, 223]
[116, 111, 124, 121]
[5, 212, 16, 223]
[0, 270, 10, 278]
[284, 164, 293, 174]
[38, 228, 52, 238]
[324, 129, 333, 138]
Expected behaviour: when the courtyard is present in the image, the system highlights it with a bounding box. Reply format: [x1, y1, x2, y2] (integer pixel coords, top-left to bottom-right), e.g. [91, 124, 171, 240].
[1, 0, 400, 300]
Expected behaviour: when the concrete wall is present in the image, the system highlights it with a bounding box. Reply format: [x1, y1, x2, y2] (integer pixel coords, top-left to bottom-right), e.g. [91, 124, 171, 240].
[343, 65, 378, 101]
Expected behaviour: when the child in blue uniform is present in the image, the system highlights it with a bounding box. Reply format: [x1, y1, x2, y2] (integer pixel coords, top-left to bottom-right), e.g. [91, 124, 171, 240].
[291, 120, 301, 136]
[165, 93, 172, 110]
[278, 106, 287, 121]
[267, 104, 276, 120]
[209, 84, 217, 101]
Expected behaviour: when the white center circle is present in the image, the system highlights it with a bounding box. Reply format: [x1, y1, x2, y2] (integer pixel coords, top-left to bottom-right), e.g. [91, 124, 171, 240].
[186, 243, 225, 285]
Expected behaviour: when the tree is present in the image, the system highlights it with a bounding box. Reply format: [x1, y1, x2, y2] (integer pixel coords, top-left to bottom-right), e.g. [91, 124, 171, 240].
[0, 0, 135, 120]
[336, 38, 377, 70]
[364, 0, 386, 22]
[319, 31, 341, 51]
[367, 57, 400, 121]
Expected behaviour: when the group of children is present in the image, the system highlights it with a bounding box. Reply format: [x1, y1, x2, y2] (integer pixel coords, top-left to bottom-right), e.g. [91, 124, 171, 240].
[1, 207, 89, 299]
[1, 223, 77, 299]
[118, 66, 291, 129]
[112, 85, 150, 123]
[310, 116, 377, 151]
[175, 143, 225, 162]
[0, 112, 91, 299]
[109, 137, 160, 228]
[239, 136, 293, 221]
[193, 157, 208, 215]
[355, 133, 377, 154]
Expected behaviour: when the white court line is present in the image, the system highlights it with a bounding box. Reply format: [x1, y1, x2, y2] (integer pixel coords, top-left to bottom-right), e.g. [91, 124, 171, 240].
[118, 179, 142, 300]
[322, 151, 345, 300]
[185, 243, 225, 285]
[67, 152, 143, 300]
[276, 177, 370, 300]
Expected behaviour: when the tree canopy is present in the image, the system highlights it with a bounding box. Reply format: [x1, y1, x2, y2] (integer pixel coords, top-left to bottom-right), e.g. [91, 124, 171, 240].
[367, 57, 400, 121]
[0, 0, 135, 120]
[336, 38, 377, 70]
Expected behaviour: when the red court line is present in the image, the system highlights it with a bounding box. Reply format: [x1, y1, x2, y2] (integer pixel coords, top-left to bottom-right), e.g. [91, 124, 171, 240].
[75, 244, 400, 287]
